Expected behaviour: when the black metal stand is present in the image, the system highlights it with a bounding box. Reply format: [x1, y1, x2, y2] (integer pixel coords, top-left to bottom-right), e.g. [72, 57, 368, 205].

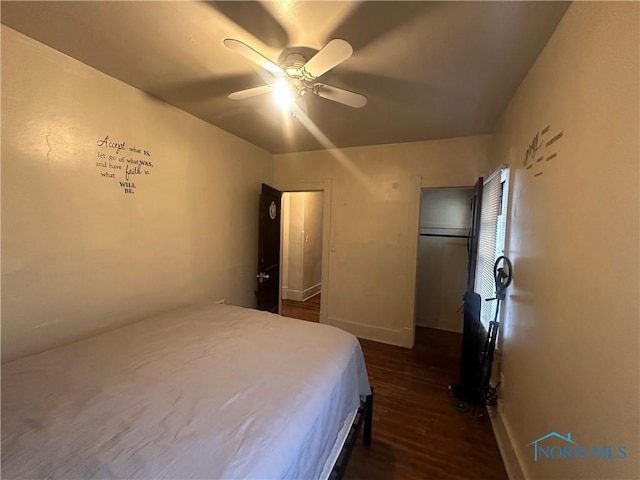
[449, 257, 512, 413]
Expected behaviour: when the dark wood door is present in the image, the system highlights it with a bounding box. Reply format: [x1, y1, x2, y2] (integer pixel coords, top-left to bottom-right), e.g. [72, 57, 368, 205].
[466, 177, 483, 291]
[256, 184, 282, 313]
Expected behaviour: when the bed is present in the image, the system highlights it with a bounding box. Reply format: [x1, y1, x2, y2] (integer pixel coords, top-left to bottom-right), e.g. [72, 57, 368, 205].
[1, 302, 372, 479]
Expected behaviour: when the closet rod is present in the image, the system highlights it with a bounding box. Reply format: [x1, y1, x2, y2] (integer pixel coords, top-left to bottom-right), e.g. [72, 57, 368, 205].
[419, 233, 471, 239]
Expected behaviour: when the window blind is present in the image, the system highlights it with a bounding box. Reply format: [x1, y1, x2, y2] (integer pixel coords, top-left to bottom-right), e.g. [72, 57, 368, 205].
[474, 168, 508, 329]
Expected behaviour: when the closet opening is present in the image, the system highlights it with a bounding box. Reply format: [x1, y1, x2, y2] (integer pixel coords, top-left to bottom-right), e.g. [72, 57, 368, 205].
[279, 191, 324, 323]
[415, 187, 474, 335]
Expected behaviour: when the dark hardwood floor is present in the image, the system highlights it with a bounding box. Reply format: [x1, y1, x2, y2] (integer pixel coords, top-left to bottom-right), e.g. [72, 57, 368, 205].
[281, 294, 321, 322]
[280, 296, 506, 479]
[346, 327, 507, 480]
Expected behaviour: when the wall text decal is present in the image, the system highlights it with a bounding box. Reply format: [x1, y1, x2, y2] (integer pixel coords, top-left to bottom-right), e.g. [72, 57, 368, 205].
[523, 125, 564, 178]
[95, 135, 154, 194]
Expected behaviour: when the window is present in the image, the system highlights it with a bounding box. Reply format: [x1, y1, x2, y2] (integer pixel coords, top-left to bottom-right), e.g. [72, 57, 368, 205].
[474, 167, 509, 329]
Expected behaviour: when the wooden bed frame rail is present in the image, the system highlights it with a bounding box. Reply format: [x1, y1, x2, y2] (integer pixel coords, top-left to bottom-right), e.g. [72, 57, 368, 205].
[329, 388, 373, 480]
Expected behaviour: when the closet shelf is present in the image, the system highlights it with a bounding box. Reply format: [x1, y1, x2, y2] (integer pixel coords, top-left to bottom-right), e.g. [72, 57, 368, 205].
[419, 233, 470, 239]
[419, 227, 470, 239]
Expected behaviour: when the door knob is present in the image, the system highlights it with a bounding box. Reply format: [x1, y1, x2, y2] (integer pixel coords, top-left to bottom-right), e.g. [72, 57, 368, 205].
[256, 272, 270, 283]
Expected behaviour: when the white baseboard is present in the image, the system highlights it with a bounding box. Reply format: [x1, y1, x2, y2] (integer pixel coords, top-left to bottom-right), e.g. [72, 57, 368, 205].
[283, 288, 303, 302]
[284, 283, 321, 302]
[489, 407, 526, 480]
[325, 316, 413, 348]
[302, 283, 321, 301]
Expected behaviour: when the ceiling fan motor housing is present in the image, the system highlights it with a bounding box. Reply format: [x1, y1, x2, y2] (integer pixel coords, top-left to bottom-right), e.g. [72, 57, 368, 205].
[280, 52, 315, 98]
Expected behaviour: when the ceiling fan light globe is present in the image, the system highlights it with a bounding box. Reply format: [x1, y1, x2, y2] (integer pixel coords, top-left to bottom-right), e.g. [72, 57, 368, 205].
[273, 78, 294, 111]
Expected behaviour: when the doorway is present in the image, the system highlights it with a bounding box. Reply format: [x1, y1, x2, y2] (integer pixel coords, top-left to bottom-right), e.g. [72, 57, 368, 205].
[415, 187, 474, 333]
[279, 191, 324, 323]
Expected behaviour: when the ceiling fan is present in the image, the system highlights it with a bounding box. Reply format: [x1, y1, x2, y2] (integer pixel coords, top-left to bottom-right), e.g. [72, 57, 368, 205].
[223, 38, 367, 112]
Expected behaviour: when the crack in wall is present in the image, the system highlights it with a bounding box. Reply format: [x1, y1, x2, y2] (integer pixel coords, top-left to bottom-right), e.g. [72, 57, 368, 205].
[45, 126, 53, 162]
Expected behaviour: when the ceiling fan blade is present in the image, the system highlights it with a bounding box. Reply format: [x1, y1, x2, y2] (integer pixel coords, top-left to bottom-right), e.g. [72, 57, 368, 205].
[303, 39, 353, 79]
[223, 38, 283, 76]
[228, 84, 273, 100]
[315, 84, 367, 108]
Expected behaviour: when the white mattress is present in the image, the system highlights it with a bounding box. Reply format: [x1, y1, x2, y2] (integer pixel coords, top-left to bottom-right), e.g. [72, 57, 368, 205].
[1, 303, 371, 480]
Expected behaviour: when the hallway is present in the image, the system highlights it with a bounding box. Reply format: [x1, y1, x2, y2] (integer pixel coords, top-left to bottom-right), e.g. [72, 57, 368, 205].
[280, 294, 320, 323]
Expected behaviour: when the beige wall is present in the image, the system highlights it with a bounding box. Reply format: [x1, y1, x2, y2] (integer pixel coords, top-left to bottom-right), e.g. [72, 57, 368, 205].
[488, 3, 639, 479]
[273, 136, 491, 346]
[281, 193, 291, 298]
[1, 27, 272, 362]
[282, 192, 304, 299]
[302, 192, 323, 294]
[281, 192, 323, 301]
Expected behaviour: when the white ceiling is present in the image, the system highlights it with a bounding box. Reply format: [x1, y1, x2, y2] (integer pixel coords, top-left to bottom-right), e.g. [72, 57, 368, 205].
[1, 1, 570, 154]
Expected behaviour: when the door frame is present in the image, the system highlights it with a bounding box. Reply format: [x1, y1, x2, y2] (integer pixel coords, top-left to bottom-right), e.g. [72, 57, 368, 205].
[274, 179, 332, 324]
[412, 183, 476, 338]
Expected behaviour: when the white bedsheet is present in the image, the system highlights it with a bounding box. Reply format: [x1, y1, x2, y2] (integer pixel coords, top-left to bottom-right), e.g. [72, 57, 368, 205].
[2, 303, 371, 480]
